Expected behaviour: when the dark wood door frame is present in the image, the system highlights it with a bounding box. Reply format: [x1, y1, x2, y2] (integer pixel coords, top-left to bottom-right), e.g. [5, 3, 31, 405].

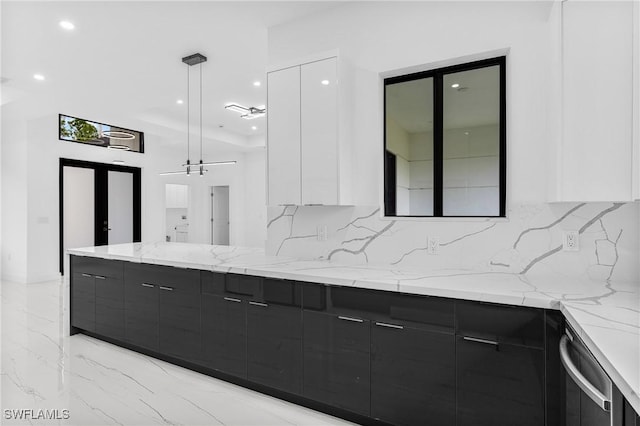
[59, 158, 141, 274]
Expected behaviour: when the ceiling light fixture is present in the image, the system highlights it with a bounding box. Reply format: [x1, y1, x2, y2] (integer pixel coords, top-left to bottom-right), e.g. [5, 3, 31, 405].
[321, 80, 330, 85]
[112, 159, 125, 165]
[253, 81, 261, 87]
[176, 99, 184, 105]
[160, 53, 236, 177]
[59, 20, 75, 30]
[224, 103, 266, 120]
[451, 83, 460, 88]
[102, 130, 135, 140]
[33, 74, 45, 81]
[251, 126, 257, 130]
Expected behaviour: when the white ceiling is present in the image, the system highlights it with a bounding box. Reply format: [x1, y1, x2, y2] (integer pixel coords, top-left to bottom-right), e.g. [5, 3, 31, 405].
[1, 1, 342, 152]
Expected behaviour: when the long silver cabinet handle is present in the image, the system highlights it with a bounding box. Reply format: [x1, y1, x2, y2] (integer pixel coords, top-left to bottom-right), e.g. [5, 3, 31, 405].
[559, 335, 612, 412]
[81, 273, 92, 278]
[375, 322, 404, 330]
[159, 286, 173, 291]
[249, 301, 268, 307]
[141, 283, 155, 288]
[224, 297, 242, 303]
[338, 316, 364, 323]
[462, 336, 499, 346]
[94, 275, 106, 280]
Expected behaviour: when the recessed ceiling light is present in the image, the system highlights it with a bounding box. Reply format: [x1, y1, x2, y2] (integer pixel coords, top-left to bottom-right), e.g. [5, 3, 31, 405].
[112, 159, 125, 165]
[59, 21, 75, 30]
[451, 83, 460, 88]
[464, 131, 470, 136]
[251, 126, 257, 130]
[321, 80, 330, 85]
[33, 74, 45, 81]
[253, 81, 261, 87]
[176, 99, 184, 104]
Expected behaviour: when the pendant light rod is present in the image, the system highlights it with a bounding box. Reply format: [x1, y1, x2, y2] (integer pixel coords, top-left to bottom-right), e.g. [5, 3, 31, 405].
[182, 53, 207, 175]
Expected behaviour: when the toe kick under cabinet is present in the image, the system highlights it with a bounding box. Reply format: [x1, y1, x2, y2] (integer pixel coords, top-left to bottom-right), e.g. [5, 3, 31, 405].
[72, 255, 619, 426]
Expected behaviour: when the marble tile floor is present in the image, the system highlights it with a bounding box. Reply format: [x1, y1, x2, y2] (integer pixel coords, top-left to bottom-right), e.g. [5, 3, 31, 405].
[0, 279, 354, 426]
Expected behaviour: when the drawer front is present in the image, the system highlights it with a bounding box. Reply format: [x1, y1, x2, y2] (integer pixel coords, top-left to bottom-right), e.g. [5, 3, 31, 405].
[125, 262, 200, 294]
[302, 283, 454, 332]
[226, 274, 261, 298]
[456, 301, 544, 348]
[71, 256, 123, 280]
[261, 278, 302, 307]
[201, 271, 227, 295]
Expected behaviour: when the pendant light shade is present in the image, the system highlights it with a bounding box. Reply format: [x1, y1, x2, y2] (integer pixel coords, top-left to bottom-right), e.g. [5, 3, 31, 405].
[160, 53, 237, 176]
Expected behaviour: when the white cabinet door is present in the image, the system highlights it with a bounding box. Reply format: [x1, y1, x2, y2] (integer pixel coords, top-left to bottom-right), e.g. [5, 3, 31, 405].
[560, 1, 634, 201]
[267, 66, 301, 205]
[301, 57, 338, 205]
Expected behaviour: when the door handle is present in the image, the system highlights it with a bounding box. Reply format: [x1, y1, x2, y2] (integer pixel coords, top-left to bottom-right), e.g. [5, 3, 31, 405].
[559, 335, 612, 412]
[249, 301, 268, 307]
[375, 322, 404, 330]
[141, 283, 155, 288]
[224, 297, 242, 303]
[462, 336, 499, 347]
[81, 273, 92, 278]
[94, 275, 106, 280]
[337, 315, 364, 323]
[159, 286, 173, 291]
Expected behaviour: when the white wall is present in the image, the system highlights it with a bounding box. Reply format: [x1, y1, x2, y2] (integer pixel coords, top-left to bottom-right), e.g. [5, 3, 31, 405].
[268, 1, 558, 206]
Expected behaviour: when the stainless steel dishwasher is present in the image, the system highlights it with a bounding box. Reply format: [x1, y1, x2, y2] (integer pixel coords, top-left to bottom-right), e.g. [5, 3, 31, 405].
[560, 326, 622, 426]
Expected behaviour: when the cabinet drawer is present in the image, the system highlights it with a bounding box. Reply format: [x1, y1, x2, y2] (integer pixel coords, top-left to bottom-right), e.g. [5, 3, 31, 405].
[262, 278, 302, 307]
[201, 271, 227, 295]
[71, 256, 123, 279]
[302, 284, 454, 332]
[456, 301, 544, 348]
[225, 274, 261, 298]
[125, 262, 200, 294]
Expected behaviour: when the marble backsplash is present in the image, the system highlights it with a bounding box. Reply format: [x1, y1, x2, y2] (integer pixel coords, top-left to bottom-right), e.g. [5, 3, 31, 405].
[266, 202, 639, 283]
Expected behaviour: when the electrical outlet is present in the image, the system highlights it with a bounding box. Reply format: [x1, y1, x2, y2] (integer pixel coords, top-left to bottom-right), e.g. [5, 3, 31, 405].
[316, 225, 328, 242]
[563, 231, 579, 251]
[427, 236, 440, 255]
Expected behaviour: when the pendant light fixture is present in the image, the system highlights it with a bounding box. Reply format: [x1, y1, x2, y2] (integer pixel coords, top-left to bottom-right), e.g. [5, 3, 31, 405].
[160, 53, 237, 176]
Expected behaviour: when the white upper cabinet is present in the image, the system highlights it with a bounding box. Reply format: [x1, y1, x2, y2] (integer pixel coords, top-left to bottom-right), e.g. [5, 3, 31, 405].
[557, 1, 635, 202]
[267, 66, 301, 205]
[267, 55, 352, 206]
[301, 58, 339, 205]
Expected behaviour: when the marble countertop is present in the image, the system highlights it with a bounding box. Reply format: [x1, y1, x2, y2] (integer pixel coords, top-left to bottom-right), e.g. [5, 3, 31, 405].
[68, 242, 640, 414]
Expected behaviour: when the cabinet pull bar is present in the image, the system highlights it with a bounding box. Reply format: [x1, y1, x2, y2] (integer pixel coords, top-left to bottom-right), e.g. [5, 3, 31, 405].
[141, 283, 155, 288]
[94, 275, 106, 280]
[81, 273, 92, 278]
[159, 286, 173, 291]
[224, 297, 242, 303]
[249, 301, 268, 307]
[463, 336, 499, 346]
[375, 322, 404, 330]
[338, 315, 364, 323]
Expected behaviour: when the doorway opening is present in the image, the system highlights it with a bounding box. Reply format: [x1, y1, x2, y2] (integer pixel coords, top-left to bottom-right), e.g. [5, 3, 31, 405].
[59, 158, 141, 275]
[210, 186, 229, 245]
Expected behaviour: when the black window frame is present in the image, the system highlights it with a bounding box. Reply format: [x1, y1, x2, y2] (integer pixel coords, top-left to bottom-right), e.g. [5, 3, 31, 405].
[383, 56, 506, 218]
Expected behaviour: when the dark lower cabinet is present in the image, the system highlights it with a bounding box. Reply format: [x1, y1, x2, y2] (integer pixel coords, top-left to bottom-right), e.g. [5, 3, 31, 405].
[625, 400, 640, 426]
[247, 301, 302, 394]
[158, 274, 200, 362]
[201, 294, 247, 378]
[457, 336, 545, 426]
[303, 310, 370, 416]
[71, 272, 96, 332]
[94, 275, 124, 340]
[371, 324, 455, 426]
[124, 273, 159, 351]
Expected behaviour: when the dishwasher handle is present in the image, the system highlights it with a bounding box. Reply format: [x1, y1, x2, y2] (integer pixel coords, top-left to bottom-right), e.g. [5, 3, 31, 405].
[559, 335, 612, 412]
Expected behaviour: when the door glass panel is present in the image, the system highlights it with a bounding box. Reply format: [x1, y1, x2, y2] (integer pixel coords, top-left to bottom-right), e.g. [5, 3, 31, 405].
[385, 77, 434, 216]
[107, 171, 134, 244]
[63, 166, 95, 252]
[442, 65, 500, 216]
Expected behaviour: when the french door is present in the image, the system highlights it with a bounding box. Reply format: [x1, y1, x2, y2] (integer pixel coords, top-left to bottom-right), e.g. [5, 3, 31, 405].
[59, 158, 141, 274]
